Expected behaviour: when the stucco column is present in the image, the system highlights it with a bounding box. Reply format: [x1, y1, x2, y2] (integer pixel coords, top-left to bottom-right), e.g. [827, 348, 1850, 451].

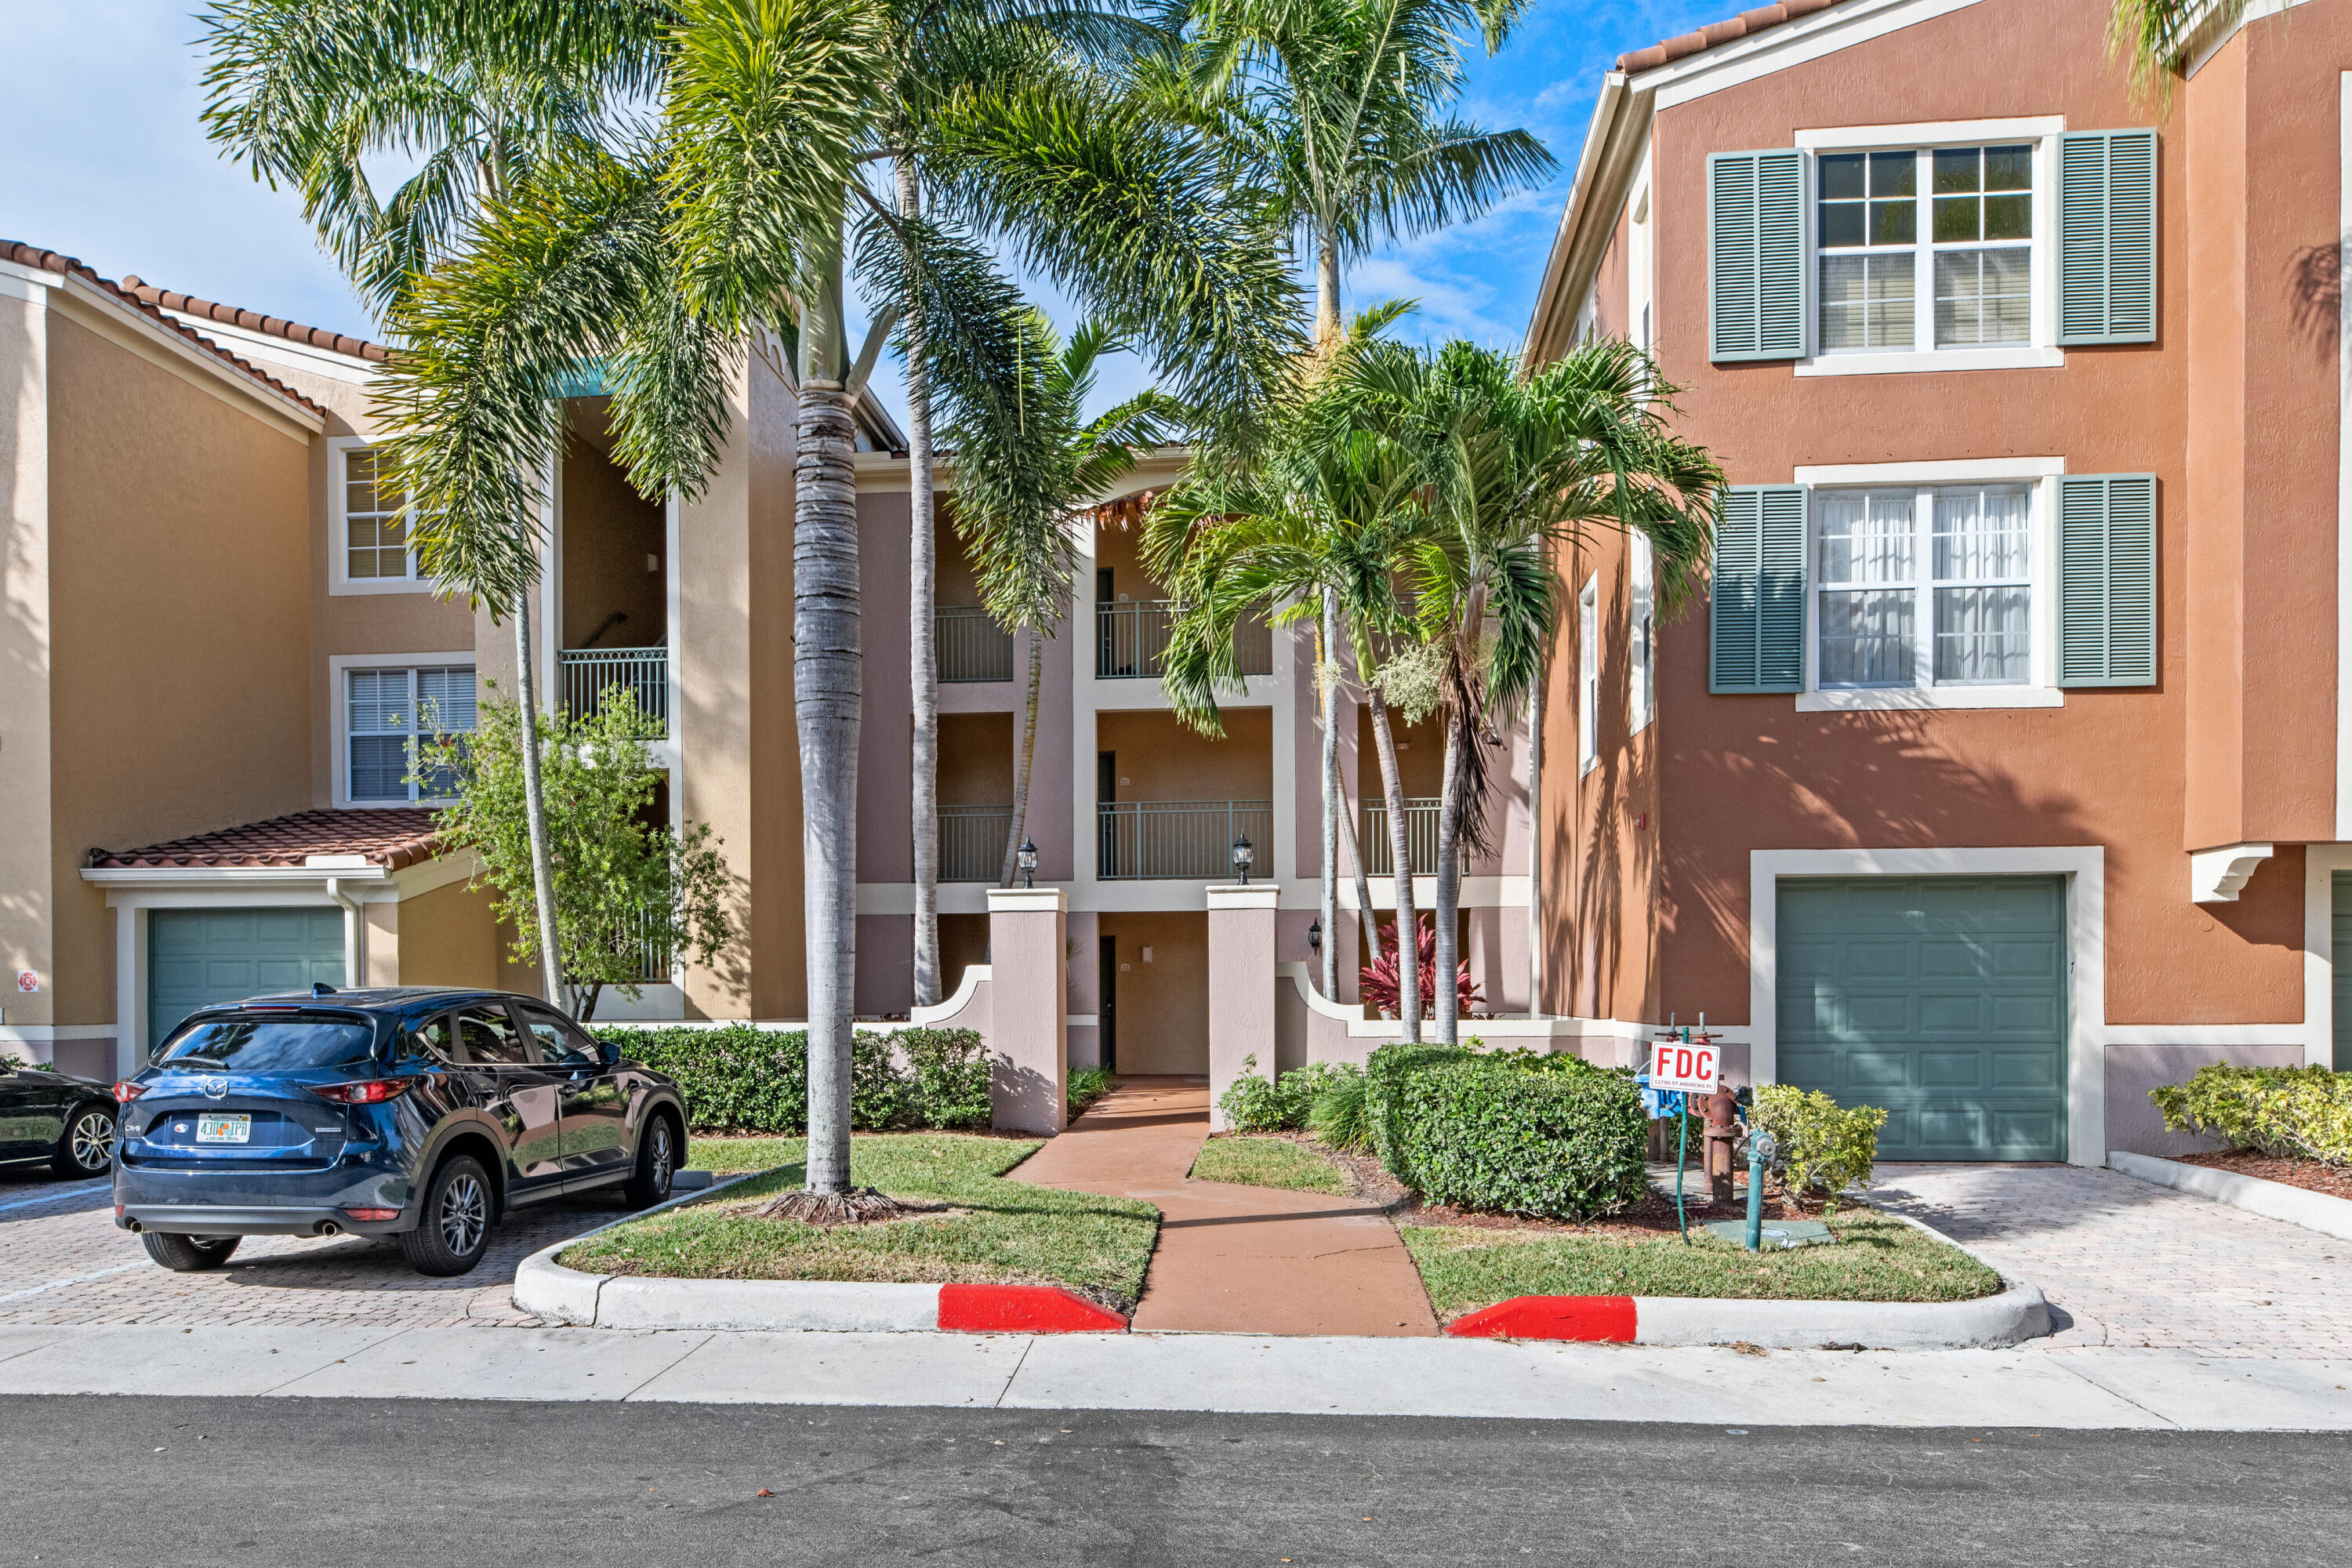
[986, 886, 1067, 1134]
[1207, 882, 1280, 1131]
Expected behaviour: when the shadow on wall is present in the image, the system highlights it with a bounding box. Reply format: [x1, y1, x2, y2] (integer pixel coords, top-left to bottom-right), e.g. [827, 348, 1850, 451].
[1559, 706, 2117, 1024]
[2288, 238, 2339, 355]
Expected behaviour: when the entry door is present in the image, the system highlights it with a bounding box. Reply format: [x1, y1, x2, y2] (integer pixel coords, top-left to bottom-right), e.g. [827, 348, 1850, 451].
[1098, 937, 1117, 1072]
[147, 907, 346, 1054]
[1777, 876, 2066, 1161]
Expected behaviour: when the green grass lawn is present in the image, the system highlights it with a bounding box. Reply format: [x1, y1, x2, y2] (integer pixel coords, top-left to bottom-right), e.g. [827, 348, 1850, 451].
[574, 1133, 1160, 1309]
[1189, 1134, 1348, 1193]
[1403, 1212, 2002, 1320]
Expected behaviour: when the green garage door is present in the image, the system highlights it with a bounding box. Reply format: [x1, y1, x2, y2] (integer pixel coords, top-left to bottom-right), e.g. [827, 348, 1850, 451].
[1777, 876, 2066, 1162]
[147, 908, 346, 1053]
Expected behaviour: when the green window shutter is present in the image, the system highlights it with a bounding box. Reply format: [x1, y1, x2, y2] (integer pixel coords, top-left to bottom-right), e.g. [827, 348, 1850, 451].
[2056, 474, 2157, 687]
[1710, 485, 1807, 693]
[1708, 150, 1806, 361]
[2058, 131, 2158, 345]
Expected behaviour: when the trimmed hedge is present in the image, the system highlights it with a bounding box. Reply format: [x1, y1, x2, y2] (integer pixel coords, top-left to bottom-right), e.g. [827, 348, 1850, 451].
[593, 1025, 992, 1134]
[1218, 1057, 1360, 1133]
[2151, 1064, 2352, 1165]
[1366, 1043, 1650, 1221]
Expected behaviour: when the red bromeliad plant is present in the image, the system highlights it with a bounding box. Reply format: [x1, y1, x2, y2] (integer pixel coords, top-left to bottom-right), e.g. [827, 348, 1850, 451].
[1362, 916, 1481, 1019]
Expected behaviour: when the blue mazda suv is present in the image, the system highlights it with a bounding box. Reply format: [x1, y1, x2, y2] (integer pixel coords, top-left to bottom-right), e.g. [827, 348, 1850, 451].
[112, 986, 688, 1276]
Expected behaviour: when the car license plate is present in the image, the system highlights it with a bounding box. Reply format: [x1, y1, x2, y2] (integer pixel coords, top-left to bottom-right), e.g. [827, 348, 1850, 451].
[196, 1114, 251, 1145]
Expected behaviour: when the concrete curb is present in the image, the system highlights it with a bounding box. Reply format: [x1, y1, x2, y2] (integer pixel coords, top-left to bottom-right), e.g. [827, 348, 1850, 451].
[2111, 1149, 2352, 1243]
[1445, 1202, 2052, 1350]
[512, 1175, 1127, 1334]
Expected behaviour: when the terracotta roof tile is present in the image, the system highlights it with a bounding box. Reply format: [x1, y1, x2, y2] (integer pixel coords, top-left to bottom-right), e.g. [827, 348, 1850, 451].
[1616, 0, 1846, 72]
[118, 274, 388, 363]
[0, 240, 328, 418]
[91, 809, 445, 872]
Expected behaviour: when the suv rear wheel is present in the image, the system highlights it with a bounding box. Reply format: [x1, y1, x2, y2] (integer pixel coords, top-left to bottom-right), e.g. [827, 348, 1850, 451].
[398, 1154, 493, 1276]
[622, 1112, 679, 1208]
[143, 1233, 240, 1272]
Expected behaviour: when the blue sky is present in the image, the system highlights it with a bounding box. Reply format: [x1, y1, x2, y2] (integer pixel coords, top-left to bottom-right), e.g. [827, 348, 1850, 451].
[1, 2, 1726, 420]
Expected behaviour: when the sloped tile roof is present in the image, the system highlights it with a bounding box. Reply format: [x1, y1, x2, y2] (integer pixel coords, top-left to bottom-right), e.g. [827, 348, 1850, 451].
[0, 240, 328, 417]
[1616, 0, 1848, 71]
[90, 809, 445, 871]
[118, 274, 388, 363]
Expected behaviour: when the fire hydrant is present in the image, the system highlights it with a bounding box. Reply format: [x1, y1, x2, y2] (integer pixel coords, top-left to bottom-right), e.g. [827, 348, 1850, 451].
[1701, 1090, 1740, 1205]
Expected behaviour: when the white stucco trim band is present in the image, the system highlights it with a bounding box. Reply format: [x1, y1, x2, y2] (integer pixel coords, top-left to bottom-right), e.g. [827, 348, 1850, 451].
[1748, 846, 2107, 1168]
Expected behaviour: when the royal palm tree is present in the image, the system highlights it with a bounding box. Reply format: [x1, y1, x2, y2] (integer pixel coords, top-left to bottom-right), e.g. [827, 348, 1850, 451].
[1337, 337, 1724, 1044]
[950, 313, 1186, 884]
[365, 0, 1297, 1212]
[198, 0, 669, 1006]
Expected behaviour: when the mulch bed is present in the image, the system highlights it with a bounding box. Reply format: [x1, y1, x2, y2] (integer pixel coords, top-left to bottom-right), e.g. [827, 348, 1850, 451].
[1312, 1135, 1829, 1238]
[2176, 1149, 2352, 1203]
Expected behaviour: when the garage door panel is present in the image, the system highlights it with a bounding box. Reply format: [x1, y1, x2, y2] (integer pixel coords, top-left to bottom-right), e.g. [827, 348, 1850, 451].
[148, 908, 346, 1051]
[1777, 876, 2064, 1161]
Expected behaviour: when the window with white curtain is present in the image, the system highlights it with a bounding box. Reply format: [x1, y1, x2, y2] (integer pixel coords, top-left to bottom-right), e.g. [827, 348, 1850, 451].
[1815, 483, 2034, 689]
[1628, 532, 1655, 733]
[1578, 575, 1599, 771]
[348, 666, 477, 802]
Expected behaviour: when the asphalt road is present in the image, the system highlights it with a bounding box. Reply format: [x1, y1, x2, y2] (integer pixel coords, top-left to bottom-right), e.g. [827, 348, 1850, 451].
[5, 1397, 2347, 1566]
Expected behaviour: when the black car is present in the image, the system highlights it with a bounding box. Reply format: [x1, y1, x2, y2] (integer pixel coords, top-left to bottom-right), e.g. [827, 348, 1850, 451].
[112, 986, 688, 1277]
[0, 1060, 118, 1179]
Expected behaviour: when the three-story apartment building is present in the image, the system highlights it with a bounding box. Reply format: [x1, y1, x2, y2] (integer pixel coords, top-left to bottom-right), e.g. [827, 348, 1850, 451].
[1525, 0, 2350, 1164]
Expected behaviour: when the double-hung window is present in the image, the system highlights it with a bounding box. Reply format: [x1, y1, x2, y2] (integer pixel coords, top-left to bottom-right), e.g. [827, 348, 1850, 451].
[1815, 483, 2034, 691]
[1819, 143, 2033, 356]
[1628, 532, 1655, 733]
[333, 443, 429, 592]
[347, 666, 477, 803]
[1577, 575, 1600, 771]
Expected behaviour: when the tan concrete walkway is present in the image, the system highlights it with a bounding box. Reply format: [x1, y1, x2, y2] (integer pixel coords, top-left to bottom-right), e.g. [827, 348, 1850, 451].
[1013, 1078, 1437, 1336]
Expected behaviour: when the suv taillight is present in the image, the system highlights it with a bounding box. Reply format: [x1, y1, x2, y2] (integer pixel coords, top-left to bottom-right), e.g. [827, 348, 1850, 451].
[305, 1080, 413, 1105]
[112, 1081, 146, 1103]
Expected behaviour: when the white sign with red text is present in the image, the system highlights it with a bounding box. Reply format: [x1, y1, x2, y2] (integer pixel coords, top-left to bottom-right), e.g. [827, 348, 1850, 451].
[1650, 1039, 1718, 1094]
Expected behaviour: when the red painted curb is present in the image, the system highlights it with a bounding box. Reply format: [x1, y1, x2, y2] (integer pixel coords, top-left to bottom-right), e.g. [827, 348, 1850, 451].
[936, 1284, 1128, 1334]
[1444, 1294, 1639, 1341]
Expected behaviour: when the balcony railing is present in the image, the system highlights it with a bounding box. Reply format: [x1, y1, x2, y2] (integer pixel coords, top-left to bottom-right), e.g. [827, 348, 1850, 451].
[938, 804, 1012, 883]
[1097, 799, 1272, 880]
[1094, 600, 1272, 680]
[1362, 797, 1443, 877]
[560, 647, 667, 737]
[935, 605, 1013, 683]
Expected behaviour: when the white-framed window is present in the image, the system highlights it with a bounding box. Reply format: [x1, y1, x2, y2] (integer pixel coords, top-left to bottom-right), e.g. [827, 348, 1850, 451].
[1813, 482, 2037, 692]
[343, 662, 477, 804]
[1578, 575, 1599, 773]
[1794, 118, 2061, 376]
[329, 438, 431, 594]
[1628, 532, 1655, 734]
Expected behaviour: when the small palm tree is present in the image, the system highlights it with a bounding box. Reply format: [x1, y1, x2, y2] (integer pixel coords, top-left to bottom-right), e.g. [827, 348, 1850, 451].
[2104, 0, 2227, 105]
[1337, 337, 1724, 1043]
[951, 312, 1186, 884]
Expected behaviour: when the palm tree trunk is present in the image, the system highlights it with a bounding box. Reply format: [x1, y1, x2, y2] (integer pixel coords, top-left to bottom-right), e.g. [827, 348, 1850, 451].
[1364, 688, 1418, 1040]
[1432, 717, 1467, 1046]
[510, 591, 564, 1004]
[1318, 590, 1340, 999]
[1315, 229, 1343, 347]
[796, 326, 862, 1196]
[1000, 626, 1044, 884]
[901, 156, 943, 1008]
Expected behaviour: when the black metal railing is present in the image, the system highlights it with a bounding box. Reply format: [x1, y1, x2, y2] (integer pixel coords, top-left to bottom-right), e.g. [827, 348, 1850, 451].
[1096, 799, 1272, 880]
[1094, 600, 1272, 680]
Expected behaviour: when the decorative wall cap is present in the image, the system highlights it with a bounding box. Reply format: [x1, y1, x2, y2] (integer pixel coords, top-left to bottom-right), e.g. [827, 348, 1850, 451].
[986, 886, 1069, 913]
[1205, 883, 1281, 910]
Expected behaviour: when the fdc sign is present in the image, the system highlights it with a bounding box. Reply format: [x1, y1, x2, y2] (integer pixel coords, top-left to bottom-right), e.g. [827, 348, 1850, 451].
[1650, 1040, 1718, 1094]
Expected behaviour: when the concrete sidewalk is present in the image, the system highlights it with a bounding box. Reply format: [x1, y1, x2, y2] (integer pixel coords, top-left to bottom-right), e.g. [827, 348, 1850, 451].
[0, 1321, 2346, 1428]
[1013, 1078, 1436, 1336]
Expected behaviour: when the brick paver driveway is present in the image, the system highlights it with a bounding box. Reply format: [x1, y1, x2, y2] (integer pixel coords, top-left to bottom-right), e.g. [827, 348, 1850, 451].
[0, 1167, 641, 1328]
[1871, 1163, 2352, 1357]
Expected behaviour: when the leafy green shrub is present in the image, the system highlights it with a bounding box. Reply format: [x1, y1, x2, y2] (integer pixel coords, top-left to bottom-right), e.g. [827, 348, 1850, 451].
[1748, 1084, 1887, 1211]
[2151, 1064, 2352, 1165]
[1218, 1057, 1360, 1132]
[1383, 1052, 1649, 1220]
[1307, 1070, 1371, 1152]
[1067, 1066, 1116, 1119]
[1364, 1044, 1478, 1185]
[593, 1025, 993, 1133]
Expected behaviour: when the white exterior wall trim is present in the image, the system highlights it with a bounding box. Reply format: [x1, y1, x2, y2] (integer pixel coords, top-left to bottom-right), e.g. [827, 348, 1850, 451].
[1746, 845, 2107, 1168]
[1637, 0, 1984, 110]
[2337, 71, 2352, 840]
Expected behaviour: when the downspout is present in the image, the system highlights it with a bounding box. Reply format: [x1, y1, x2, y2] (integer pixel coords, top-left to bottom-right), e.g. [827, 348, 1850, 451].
[325, 877, 364, 989]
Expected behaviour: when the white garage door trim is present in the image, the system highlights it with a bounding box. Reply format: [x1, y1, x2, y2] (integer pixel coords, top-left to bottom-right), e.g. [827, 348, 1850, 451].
[1749, 847, 2105, 1168]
